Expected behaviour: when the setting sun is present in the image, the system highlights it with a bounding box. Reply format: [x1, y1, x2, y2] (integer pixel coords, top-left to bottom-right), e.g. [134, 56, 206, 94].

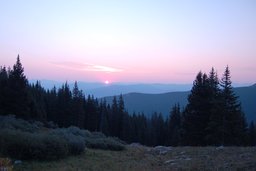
[105, 80, 110, 85]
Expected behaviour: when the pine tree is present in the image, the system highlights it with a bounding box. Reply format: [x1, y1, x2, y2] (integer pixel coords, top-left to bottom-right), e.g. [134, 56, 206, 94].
[248, 121, 256, 146]
[168, 104, 181, 146]
[28, 81, 47, 121]
[71, 81, 85, 128]
[7, 55, 30, 118]
[45, 86, 58, 123]
[0, 66, 9, 115]
[84, 95, 99, 131]
[204, 68, 224, 145]
[99, 99, 110, 135]
[220, 66, 247, 145]
[150, 112, 166, 146]
[56, 82, 72, 127]
[118, 94, 125, 138]
[110, 96, 119, 136]
[182, 71, 212, 146]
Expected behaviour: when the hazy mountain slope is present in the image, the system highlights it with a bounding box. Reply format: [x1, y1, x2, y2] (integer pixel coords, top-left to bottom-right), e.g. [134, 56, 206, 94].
[87, 84, 192, 98]
[31, 80, 255, 121]
[29, 80, 192, 98]
[30, 80, 106, 91]
[104, 91, 189, 117]
[104, 84, 256, 121]
[234, 84, 256, 122]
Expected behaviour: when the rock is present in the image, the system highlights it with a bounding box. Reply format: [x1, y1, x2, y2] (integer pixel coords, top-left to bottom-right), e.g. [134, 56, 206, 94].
[164, 159, 176, 164]
[149, 146, 172, 155]
[180, 151, 186, 155]
[240, 153, 252, 159]
[216, 145, 224, 150]
[129, 143, 142, 147]
[14, 160, 22, 165]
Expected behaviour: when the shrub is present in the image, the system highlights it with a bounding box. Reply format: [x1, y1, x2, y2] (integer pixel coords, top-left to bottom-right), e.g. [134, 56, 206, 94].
[0, 129, 68, 160]
[44, 121, 58, 129]
[50, 127, 125, 152]
[50, 128, 86, 155]
[85, 137, 125, 151]
[91, 132, 106, 139]
[0, 115, 42, 133]
[65, 126, 92, 138]
[0, 115, 125, 159]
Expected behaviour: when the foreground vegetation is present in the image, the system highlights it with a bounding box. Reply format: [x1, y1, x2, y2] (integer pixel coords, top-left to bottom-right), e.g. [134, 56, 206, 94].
[13, 146, 256, 171]
[0, 115, 125, 161]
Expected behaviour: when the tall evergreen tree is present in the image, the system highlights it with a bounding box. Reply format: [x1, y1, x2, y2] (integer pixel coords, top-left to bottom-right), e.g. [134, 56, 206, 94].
[7, 55, 30, 118]
[56, 82, 72, 127]
[168, 104, 181, 146]
[150, 112, 166, 146]
[110, 96, 119, 136]
[45, 86, 58, 123]
[182, 71, 212, 146]
[28, 81, 47, 121]
[204, 68, 224, 145]
[117, 95, 125, 138]
[220, 66, 247, 145]
[71, 81, 85, 128]
[248, 121, 256, 146]
[129, 113, 149, 145]
[0, 66, 9, 115]
[99, 100, 110, 135]
[84, 95, 99, 131]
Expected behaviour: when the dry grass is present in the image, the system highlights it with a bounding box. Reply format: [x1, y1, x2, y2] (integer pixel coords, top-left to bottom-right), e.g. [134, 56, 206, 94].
[14, 146, 256, 171]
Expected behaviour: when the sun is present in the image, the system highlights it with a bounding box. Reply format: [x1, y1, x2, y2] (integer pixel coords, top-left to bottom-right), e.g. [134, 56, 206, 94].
[104, 80, 110, 85]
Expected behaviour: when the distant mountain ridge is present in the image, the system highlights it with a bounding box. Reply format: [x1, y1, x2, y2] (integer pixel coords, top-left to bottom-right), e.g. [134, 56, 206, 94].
[103, 84, 256, 122]
[29, 79, 192, 97]
[30, 80, 256, 122]
[30, 79, 253, 98]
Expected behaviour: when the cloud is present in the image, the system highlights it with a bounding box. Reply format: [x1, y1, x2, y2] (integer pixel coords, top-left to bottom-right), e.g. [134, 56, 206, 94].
[51, 61, 123, 73]
[83, 64, 123, 72]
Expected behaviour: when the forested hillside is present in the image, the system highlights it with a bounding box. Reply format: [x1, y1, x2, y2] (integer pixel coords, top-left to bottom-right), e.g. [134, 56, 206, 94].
[0, 56, 255, 146]
[104, 85, 256, 122]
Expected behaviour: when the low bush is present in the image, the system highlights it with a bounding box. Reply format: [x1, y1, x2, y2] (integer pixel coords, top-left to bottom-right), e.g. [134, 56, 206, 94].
[0, 129, 68, 160]
[91, 132, 106, 139]
[0, 115, 42, 133]
[51, 127, 125, 152]
[64, 126, 92, 138]
[50, 128, 86, 155]
[85, 137, 125, 151]
[0, 116, 125, 161]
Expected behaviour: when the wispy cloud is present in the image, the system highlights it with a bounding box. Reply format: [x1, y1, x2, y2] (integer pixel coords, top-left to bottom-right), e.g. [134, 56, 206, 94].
[51, 61, 123, 73]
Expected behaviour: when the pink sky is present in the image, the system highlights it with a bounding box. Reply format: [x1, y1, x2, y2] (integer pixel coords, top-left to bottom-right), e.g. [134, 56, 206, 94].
[0, 0, 255, 84]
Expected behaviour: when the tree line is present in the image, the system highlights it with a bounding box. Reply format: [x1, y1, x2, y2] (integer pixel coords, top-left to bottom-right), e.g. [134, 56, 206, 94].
[0, 56, 255, 146]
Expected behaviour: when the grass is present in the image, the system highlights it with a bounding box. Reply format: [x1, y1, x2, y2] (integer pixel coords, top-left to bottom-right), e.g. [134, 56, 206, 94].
[13, 146, 256, 171]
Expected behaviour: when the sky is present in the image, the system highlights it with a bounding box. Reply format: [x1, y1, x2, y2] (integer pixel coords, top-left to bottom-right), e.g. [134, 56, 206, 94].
[0, 0, 255, 84]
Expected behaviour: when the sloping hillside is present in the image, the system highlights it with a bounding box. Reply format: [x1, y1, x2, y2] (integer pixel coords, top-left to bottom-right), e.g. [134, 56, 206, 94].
[104, 84, 256, 121]
[234, 84, 256, 122]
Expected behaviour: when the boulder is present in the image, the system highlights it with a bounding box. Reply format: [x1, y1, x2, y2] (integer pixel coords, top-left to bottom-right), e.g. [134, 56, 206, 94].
[149, 146, 172, 155]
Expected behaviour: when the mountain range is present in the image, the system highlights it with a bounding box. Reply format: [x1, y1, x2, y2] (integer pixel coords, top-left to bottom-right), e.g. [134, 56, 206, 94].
[103, 84, 256, 122]
[30, 80, 256, 122]
[30, 80, 193, 97]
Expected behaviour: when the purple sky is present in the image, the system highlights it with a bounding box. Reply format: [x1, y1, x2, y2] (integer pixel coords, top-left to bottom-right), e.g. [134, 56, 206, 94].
[0, 0, 255, 84]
